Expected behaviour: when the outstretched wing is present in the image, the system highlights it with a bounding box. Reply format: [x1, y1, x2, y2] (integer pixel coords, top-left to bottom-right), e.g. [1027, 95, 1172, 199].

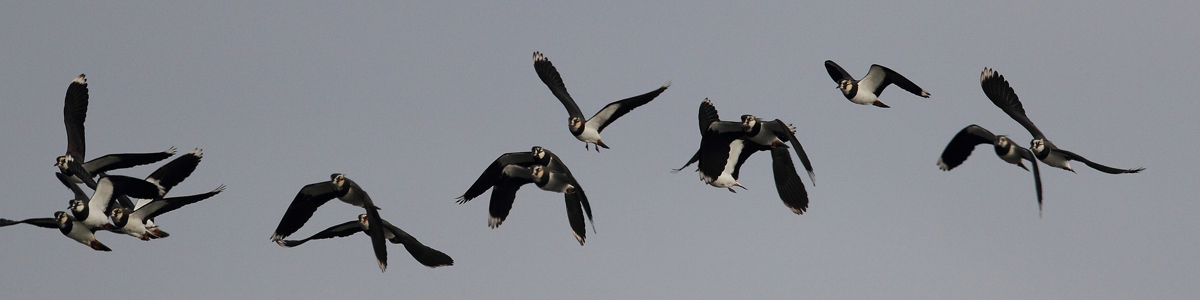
[143, 148, 201, 195]
[937, 124, 999, 171]
[55, 172, 89, 201]
[770, 146, 808, 214]
[824, 60, 853, 82]
[0, 218, 60, 229]
[83, 147, 177, 175]
[587, 84, 670, 133]
[1055, 149, 1145, 174]
[364, 207, 387, 272]
[867, 64, 929, 97]
[766, 119, 816, 185]
[135, 185, 225, 221]
[1015, 147, 1044, 211]
[276, 220, 362, 247]
[533, 52, 585, 120]
[980, 68, 1044, 140]
[486, 165, 536, 228]
[457, 151, 536, 203]
[564, 191, 587, 246]
[379, 220, 454, 267]
[64, 74, 88, 161]
[271, 181, 343, 241]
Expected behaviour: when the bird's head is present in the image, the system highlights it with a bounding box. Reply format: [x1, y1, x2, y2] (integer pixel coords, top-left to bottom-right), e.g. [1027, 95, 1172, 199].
[568, 117, 584, 132]
[68, 200, 85, 212]
[54, 211, 70, 225]
[740, 115, 759, 132]
[357, 214, 370, 228]
[837, 79, 854, 94]
[330, 173, 346, 188]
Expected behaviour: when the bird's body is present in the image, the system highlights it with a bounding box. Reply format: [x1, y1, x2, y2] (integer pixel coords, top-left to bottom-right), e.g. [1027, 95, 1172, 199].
[681, 99, 812, 214]
[277, 214, 454, 268]
[937, 124, 1044, 208]
[979, 68, 1143, 174]
[458, 147, 592, 245]
[271, 174, 388, 271]
[824, 60, 930, 108]
[533, 51, 669, 151]
[1, 212, 111, 251]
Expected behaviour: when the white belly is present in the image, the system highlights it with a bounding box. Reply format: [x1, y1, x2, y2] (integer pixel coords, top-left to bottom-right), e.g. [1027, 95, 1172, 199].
[848, 91, 878, 105]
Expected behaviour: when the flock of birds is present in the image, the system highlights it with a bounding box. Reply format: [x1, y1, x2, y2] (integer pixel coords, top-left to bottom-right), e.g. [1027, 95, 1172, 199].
[2, 51, 1144, 272]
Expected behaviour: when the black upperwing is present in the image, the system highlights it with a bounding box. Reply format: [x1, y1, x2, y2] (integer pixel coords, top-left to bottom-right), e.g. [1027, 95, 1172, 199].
[63, 74, 88, 161]
[457, 151, 536, 203]
[937, 124, 999, 171]
[277, 219, 362, 247]
[589, 84, 669, 132]
[533, 52, 585, 120]
[271, 181, 344, 241]
[980, 68, 1045, 140]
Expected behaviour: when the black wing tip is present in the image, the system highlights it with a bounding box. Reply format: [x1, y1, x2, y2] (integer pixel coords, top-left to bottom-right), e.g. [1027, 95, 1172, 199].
[533, 51, 547, 62]
[72, 74, 87, 84]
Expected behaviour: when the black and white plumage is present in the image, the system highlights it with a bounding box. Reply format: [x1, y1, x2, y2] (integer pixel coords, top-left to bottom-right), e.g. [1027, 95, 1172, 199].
[980, 68, 1144, 174]
[937, 124, 1044, 209]
[65, 175, 164, 232]
[533, 51, 670, 151]
[457, 147, 592, 245]
[277, 214, 454, 268]
[111, 185, 225, 240]
[54, 74, 175, 190]
[0, 212, 111, 251]
[679, 99, 812, 214]
[129, 149, 205, 234]
[824, 60, 930, 108]
[270, 174, 388, 272]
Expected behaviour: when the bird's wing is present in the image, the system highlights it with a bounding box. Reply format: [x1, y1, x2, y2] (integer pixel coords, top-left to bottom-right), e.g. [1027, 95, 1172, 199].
[564, 191, 587, 246]
[770, 146, 809, 214]
[63, 74, 88, 161]
[457, 151, 536, 203]
[672, 149, 701, 173]
[379, 220, 454, 267]
[586, 84, 669, 133]
[1055, 148, 1145, 174]
[276, 220, 362, 247]
[1016, 147, 1044, 210]
[83, 147, 177, 175]
[486, 166, 536, 228]
[980, 68, 1045, 140]
[698, 98, 722, 134]
[697, 131, 745, 181]
[868, 64, 929, 97]
[937, 124, 999, 171]
[55, 172, 89, 201]
[143, 149, 201, 195]
[270, 181, 342, 241]
[766, 119, 816, 184]
[365, 207, 387, 272]
[134, 185, 225, 221]
[824, 60, 853, 82]
[533, 52, 585, 120]
[0, 218, 60, 229]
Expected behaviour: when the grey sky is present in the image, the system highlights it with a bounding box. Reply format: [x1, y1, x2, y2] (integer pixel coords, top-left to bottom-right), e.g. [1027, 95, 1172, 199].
[1, 1, 1196, 299]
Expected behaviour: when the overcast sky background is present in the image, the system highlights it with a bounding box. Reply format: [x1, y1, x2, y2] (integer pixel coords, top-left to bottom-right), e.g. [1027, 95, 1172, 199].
[1, 1, 1196, 299]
